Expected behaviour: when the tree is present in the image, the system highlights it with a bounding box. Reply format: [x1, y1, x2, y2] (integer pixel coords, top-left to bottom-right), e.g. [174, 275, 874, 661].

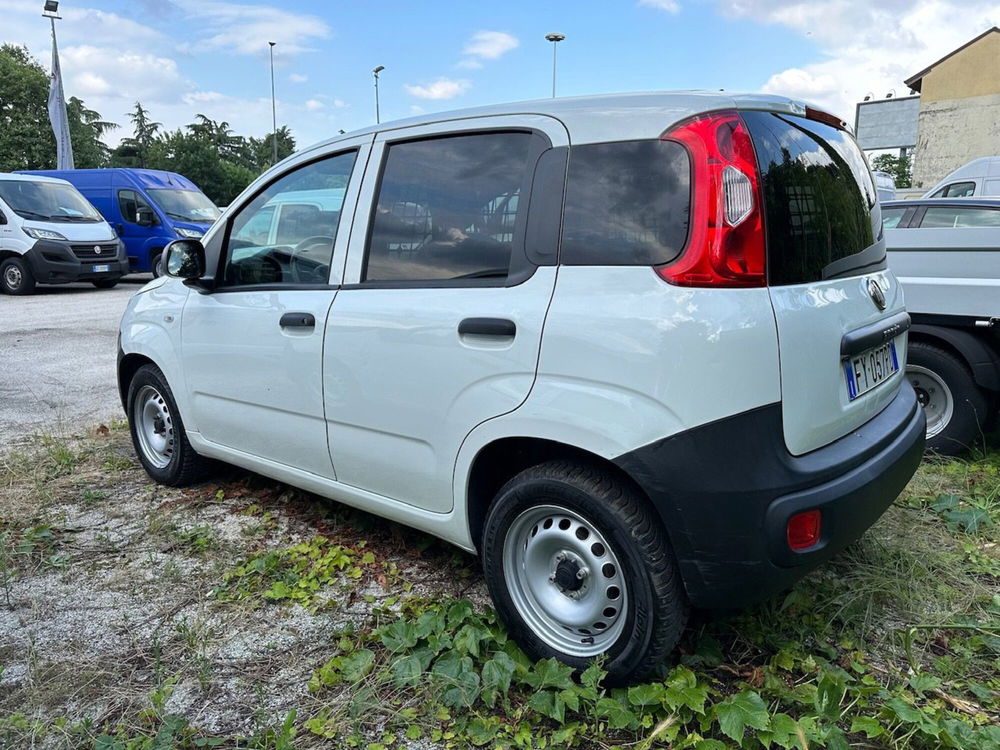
[67, 96, 117, 168]
[113, 102, 161, 168]
[0, 44, 55, 171]
[249, 126, 296, 170]
[871, 153, 912, 189]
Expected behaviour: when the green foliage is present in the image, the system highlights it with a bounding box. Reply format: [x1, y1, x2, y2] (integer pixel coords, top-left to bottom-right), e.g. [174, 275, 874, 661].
[215, 535, 371, 608]
[871, 153, 913, 189]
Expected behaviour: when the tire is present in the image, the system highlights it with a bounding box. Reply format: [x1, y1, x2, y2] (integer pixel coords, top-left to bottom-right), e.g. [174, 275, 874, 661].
[481, 460, 688, 685]
[127, 364, 210, 486]
[92, 278, 119, 289]
[1, 257, 36, 295]
[151, 252, 163, 278]
[907, 341, 989, 455]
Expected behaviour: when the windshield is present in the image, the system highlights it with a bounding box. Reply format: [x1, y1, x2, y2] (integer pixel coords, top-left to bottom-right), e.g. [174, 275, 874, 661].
[147, 189, 221, 223]
[0, 180, 104, 222]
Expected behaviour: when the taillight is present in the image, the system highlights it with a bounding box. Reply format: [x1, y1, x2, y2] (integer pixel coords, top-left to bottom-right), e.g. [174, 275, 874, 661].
[787, 509, 822, 551]
[656, 110, 766, 287]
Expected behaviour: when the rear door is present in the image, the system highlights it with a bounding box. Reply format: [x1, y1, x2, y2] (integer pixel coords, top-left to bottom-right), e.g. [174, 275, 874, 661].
[743, 111, 907, 455]
[323, 116, 567, 512]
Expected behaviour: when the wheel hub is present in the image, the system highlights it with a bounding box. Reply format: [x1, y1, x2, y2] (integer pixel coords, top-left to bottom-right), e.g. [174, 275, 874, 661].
[551, 553, 588, 594]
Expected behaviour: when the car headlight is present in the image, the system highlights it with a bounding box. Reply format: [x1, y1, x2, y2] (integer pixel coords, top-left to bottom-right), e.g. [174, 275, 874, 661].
[23, 227, 68, 241]
[176, 227, 204, 239]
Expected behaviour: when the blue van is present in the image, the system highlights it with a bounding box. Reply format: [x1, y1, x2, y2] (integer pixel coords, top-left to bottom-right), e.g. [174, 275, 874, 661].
[18, 169, 221, 275]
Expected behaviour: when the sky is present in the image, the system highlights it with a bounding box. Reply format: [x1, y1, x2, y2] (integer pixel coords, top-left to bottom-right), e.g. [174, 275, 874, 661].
[2, 0, 998, 150]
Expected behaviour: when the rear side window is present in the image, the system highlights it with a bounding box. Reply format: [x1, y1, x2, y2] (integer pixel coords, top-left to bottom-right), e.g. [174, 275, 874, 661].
[364, 132, 539, 283]
[920, 206, 1000, 228]
[561, 140, 690, 265]
[743, 112, 880, 285]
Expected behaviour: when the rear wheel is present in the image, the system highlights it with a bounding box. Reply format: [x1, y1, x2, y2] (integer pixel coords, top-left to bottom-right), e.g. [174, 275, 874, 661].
[908, 342, 989, 455]
[482, 461, 688, 685]
[1, 257, 36, 295]
[92, 278, 119, 289]
[127, 364, 210, 485]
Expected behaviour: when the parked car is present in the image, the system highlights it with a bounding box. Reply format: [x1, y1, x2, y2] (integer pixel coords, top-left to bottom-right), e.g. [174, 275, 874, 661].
[873, 170, 897, 202]
[18, 168, 220, 276]
[0, 172, 127, 294]
[883, 197, 1000, 453]
[118, 93, 925, 683]
[921, 156, 1000, 199]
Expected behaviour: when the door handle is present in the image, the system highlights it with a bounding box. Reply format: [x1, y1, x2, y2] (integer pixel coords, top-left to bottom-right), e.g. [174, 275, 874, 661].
[280, 312, 315, 328]
[458, 317, 516, 337]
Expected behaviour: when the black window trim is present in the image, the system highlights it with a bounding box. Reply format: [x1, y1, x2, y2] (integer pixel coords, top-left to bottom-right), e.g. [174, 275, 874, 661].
[357, 127, 552, 289]
[210, 145, 362, 291]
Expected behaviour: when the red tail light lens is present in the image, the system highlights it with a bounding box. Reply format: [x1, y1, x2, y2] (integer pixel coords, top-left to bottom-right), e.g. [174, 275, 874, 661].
[787, 509, 822, 551]
[656, 110, 766, 287]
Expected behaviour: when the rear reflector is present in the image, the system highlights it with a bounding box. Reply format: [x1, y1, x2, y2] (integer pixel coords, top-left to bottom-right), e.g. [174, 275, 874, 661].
[655, 110, 766, 288]
[787, 509, 822, 551]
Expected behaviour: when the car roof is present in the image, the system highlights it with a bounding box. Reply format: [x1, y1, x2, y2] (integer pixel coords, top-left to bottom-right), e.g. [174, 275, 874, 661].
[297, 90, 817, 157]
[0, 172, 72, 186]
[882, 197, 1000, 209]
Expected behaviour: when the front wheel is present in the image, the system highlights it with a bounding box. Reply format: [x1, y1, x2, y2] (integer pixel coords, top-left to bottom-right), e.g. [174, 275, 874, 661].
[151, 252, 163, 278]
[908, 342, 989, 455]
[127, 364, 210, 486]
[1, 257, 36, 295]
[482, 461, 688, 685]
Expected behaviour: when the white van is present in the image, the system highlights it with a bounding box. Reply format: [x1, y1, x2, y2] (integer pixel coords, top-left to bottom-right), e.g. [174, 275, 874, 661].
[0, 173, 128, 294]
[922, 156, 1000, 199]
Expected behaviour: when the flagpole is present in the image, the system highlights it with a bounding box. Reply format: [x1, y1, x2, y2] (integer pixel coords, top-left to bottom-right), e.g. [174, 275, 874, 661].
[44, 2, 74, 170]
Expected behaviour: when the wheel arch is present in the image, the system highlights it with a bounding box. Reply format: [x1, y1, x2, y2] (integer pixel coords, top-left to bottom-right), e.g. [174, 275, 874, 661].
[117, 352, 157, 411]
[909, 324, 1000, 393]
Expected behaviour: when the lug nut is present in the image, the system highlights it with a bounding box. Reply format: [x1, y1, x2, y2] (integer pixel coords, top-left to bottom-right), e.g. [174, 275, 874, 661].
[555, 552, 566, 562]
[576, 567, 589, 580]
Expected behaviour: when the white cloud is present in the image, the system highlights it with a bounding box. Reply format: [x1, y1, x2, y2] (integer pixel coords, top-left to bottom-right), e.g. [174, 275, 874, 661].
[404, 78, 471, 100]
[462, 31, 519, 61]
[639, 0, 681, 13]
[713, 0, 1000, 121]
[289, 73, 308, 83]
[305, 98, 324, 111]
[172, 0, 331, 56]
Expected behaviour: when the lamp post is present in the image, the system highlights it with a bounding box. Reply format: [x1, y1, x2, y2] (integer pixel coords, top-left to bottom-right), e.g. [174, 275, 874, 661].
[268, 41, 277, 164]
[373, 66, 385, 124]
[544, 33, 565, 98]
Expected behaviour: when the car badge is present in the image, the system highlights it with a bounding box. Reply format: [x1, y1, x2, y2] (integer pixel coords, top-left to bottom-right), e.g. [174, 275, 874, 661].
[867, 279, 886, 311]
[94, 245, 102, 254]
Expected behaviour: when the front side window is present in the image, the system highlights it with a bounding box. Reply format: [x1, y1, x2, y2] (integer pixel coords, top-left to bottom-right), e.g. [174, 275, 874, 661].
[222, 151, 356, 287]
[365, 132, 538, 282]
[933, 181, 976, 198]
[921, 206, 1000, 228]
[118, 189, 154, 224]
[881, 207, 907, 229]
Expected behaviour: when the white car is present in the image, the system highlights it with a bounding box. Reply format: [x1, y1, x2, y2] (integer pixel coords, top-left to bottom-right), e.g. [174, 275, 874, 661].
[922, 156, 1000, 199]
[118, 92, 925, 684]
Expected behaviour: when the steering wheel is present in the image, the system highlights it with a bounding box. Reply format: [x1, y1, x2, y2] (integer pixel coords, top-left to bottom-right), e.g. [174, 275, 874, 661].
[289, 236, 334, 284]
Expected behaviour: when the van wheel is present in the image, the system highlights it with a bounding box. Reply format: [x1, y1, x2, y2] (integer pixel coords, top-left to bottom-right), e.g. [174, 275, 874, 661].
[92, 278, 119, 289]
[908, 342, 988, 455]
[1, 257, 36, 295]
[481, 461, 688, 686]
[151, 252, 163, 278]
[127, 364, 210, 486]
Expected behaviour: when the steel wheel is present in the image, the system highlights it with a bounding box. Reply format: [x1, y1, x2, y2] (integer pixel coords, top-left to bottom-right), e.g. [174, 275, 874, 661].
[908, 364, 954, 438]
[502, 504, 628, 657]
[133, 384, 175, 469]
[3, 264, 22, 290]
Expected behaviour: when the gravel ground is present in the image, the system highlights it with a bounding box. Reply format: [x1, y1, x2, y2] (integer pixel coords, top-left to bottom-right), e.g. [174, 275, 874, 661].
[0, 279, 147, 445]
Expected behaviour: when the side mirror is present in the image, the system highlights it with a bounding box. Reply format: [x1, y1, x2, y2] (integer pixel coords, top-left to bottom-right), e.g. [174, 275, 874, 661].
[136, 207, 157, 227]
[163, 239, 206, 280]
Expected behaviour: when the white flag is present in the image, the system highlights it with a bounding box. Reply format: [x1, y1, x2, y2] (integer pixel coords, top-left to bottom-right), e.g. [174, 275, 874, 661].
[48, 22, 74, 170]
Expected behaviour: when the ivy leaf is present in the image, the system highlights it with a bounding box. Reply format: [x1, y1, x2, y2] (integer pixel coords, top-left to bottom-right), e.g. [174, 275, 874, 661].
[380, 620, 418, 653]
[446, 600, 474, 627]
[432, 653, 480, 708]
[414, 608, 447, 639]
[523, 658, 575, 691]
[715, 691, 770, 743]
[665, 665, 710, 714]
[884, 697, 923, 725]
[815, 672, 846, 721]
[481, 652, 516, 707]
[559, 688, 581, 714]
[339, 649, 375, 683]
[391, 651, 430, 688]
[596, 696, 639, 730]
[908, 673, 942, 694]
[767, 713, 801, 750]
[850, 716, 884, 739]
[628, 682, 666, 707]
[528, 690, 566, 723]
[454, 622, 488, 659]
[463, 717, 498, 746]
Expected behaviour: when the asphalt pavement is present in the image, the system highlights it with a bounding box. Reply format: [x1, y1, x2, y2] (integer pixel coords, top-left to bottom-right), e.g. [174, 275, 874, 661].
[1, 278, 149, 444]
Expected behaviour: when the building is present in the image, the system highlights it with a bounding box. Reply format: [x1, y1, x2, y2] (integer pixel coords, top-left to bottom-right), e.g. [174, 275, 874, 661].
[906, 27, 1000, 189]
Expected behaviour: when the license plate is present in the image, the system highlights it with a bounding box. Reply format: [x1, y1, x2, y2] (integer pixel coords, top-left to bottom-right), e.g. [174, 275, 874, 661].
[92, 264, 111, 273]
[844, 341, 898, 400]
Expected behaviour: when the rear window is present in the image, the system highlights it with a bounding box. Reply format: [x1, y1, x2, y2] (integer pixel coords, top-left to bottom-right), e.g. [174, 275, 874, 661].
[742, 112, 881, 285]
[561, 140, 690, 265]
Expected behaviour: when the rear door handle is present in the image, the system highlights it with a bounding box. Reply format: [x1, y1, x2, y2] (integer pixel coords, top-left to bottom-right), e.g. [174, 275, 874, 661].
[458, 317, 516, 337]
[280, 312, 315, 328]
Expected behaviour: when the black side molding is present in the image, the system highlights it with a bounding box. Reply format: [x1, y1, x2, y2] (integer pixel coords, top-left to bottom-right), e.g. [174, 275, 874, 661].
[458, 317, 516, 337]
[841, 312, 910, 357]
[280, 312, 316, 328]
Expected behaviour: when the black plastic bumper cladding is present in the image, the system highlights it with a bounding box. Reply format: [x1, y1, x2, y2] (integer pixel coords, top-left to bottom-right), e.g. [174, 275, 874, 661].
[614, 384, 925, 609]
[25, 241, 128, 284]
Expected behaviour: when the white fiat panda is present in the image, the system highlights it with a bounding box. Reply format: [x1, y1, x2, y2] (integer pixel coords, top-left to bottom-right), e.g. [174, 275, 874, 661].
[118, 92, 925, 684]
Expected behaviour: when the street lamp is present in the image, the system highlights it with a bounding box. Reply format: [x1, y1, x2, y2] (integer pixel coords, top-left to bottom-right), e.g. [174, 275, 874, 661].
[268, 41, 278, 165]
[373, 65, 385, 124]
[544, 33, 565, 98]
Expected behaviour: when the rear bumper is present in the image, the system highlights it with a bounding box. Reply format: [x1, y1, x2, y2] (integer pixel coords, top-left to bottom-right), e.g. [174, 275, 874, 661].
[25, 241, 129, 284]
[615, 384, 925, 609]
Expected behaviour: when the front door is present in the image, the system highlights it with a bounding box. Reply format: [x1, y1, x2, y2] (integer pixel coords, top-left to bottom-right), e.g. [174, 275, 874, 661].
[324, 117, 568, 511]
[180, 137, 371, 478]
